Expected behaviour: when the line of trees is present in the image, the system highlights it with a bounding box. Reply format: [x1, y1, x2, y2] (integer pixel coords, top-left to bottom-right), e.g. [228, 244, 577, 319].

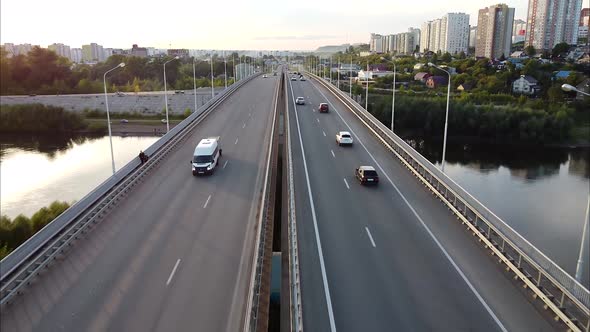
[0, 47, 255, 95]
[0, 201, 71, 259]
[0, 104, 106, 134]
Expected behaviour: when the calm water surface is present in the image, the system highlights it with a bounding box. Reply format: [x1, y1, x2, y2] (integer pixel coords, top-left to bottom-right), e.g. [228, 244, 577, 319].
[408, 138, 589, 285]
[1, 134, 158, 219]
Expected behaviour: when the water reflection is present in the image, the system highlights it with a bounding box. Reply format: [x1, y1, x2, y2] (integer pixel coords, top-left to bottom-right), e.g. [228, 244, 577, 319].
[1, 134, 159, 219]
[406, 137, 589, 180]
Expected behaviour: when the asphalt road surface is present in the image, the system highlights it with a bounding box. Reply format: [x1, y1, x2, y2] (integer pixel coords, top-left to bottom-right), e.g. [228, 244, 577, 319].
[286, 74, 557, 332]
[0, 75, 278, 332]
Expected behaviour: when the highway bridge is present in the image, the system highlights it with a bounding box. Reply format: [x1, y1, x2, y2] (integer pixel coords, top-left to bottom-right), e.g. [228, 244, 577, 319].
[1, 68, 588, 332]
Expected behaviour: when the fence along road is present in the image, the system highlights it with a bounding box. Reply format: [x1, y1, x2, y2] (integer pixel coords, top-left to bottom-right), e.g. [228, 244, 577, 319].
[286, 73, 561, 331]
[0, 74, 278, 332]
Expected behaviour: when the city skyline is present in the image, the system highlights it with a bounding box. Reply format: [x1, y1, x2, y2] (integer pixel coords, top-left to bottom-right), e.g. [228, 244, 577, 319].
[1, 0, 532, 50]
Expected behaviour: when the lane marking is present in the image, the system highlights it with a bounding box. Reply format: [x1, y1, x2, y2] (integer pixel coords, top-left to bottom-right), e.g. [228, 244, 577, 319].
[249, 112, 251, 117]
[203, 195, 212, 208]
[365, 227, 376, 248]
[313, 109, 316, 112]
[331, 150, 335, 158]
[234, 138, 239, 145]
[322, 131, 326, 137]
[223, 160, 228, 169]
[243, 122, 246, 128]
[312, 79, 507, 332]
[343, 178, 350, 189]
[166, 259, 181, 286]
[316, 118, 320, 123]
[288, 78, 337, 332]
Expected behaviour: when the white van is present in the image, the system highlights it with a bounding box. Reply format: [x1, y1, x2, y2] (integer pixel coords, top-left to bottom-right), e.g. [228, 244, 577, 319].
[191, 137, 222, 175]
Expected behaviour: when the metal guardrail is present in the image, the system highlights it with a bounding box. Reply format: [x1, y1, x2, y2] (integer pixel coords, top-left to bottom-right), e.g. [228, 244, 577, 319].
[285, 72, 304, 332]
[0, 73, 261, 307]
[244, 70, 282, 331]
[309, 72, 590, 332]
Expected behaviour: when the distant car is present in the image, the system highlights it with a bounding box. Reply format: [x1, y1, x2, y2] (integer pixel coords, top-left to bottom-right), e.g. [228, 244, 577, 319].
[291, 76, 297, 81]
[299, 76, 306, 81]
[263, 74, 268, 78]
[175, 90, 185, 94]
[336, 131, 353, 146]
[355, 166, 379, 185]
[318, 103, 329, 113]
[120, 119, 129, 124]
[161, 119, 168, 123]
[295, 97, 305, 105]
[116, 92, 125, 97]
[28, 94, 36, 97]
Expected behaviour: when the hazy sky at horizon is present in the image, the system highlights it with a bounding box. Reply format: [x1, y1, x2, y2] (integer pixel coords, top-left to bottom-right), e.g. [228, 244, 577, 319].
[0, 0, 558, 51]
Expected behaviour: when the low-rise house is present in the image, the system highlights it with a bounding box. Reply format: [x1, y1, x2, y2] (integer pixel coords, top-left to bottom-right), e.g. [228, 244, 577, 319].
[457, 82, 475, 92]
[510, 51, 528, 58]
[369, 64, 389, 72]
[512, 75, 540, 95]
[426, 76, 448, 88]
[553, 71, 573, 80]
[357, 70, 393, 81]
[414, 72, 431, 82]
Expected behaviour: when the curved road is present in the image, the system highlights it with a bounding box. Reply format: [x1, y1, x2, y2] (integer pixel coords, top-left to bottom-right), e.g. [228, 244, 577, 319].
[287, 74, 558, 331]
[1, 75, 277, 332]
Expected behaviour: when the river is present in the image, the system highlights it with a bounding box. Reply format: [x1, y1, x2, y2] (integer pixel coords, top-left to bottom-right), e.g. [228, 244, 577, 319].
[0, 133, 588, 284]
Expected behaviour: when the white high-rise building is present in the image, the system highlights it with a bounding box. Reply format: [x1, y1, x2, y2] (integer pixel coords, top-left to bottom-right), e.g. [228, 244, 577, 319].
[525, 0, 583, 50]
[370, 33, 385, 53]
[442, 13, 470, 54]
[421, 21, 432, 51]
[469, 26, 478, 49]
[48, 43, 71, 60]
[82, 43, 105, 63]
[70, 48, 82, 63]
[431, 19, 443, 52]
[476, 4, 515, 59]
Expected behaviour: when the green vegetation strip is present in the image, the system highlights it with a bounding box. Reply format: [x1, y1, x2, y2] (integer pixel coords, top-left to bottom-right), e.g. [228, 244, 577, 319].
[0, 201, 71, 260]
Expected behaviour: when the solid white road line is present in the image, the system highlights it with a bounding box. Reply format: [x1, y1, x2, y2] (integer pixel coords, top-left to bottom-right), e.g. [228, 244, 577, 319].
[203, 195, 212, 208]
[243, 122, 246, 128]
[343, 178, 350, 189]
[223, 160, 228, 169]
[312, 81, 507, 332]
[288, 78, 337, 332]
[166, 259, 181, 286]
[316, 118, 320, 123]
[323, 131, 326, 137]
[331, 150, 335, 158]
[234, 138, 239, 145]
[365, 227, 376, 248]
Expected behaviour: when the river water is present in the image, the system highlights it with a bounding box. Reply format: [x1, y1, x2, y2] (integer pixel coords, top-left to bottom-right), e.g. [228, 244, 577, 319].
[1, 134, 588, 284]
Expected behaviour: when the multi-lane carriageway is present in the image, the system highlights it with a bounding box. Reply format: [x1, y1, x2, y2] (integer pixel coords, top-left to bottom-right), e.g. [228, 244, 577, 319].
[0, 69, 583, 331]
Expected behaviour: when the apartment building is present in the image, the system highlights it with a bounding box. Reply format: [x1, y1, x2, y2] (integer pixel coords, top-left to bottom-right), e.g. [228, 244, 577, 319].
[476, 4, 515, 59]
[525, 0, 583, 50]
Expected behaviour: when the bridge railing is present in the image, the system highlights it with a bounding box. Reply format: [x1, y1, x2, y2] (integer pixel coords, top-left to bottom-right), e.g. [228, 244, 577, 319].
[0, 73, 261, 307]
[308, 72, 589, 332]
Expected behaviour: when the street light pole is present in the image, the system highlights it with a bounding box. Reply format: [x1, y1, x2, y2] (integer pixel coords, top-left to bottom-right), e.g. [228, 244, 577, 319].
[163, 56, 179, 133]
[381, 56, 397, 132]
[349, 55, 352, 97]
[561, 83, 590, 282]
[210, 54, 214, 98]
[338, 58, 340, 89]
[193, 58, 197, 113]
[365, 63, 369, 110]
[429, 62, 451, 172]
[224, 51, 227, 89]
[103, 62, 125, 174]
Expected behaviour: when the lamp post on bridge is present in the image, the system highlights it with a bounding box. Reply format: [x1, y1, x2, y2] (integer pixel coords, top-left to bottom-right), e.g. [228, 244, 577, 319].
[381, 56, 397, 133]
[192, 57, 198, 113]
[103, 62, 125, 175]
[562, 83, 590, 283]
[428, 62, 451, 173]
[163, 56, 179, 133]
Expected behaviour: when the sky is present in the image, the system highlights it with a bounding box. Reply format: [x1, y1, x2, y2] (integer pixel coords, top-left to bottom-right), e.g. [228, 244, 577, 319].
[0, 0, 546, 51]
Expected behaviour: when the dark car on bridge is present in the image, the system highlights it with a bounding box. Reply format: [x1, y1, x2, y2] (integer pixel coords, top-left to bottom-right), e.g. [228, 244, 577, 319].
[355, 166, 379, 185]
[318, 103, 329, 113]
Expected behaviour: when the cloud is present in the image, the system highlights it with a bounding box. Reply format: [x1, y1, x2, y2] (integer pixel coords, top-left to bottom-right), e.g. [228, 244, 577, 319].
[252, 35, 340, 41]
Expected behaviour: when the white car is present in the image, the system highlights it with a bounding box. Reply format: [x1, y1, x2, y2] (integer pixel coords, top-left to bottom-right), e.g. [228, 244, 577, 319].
[263, 74, 268, 78]
[336, 131, 353, 146]
[291, 76, 297, 81]
[295, 97, 305, 105]
[299, 76, 306, 81]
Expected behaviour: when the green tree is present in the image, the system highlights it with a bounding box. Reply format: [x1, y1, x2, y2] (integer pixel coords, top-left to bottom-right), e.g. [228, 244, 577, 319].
[525, 45, 536, 57]
[551, 42, 569, 57]
[441, 52, 452, 63]
[547, 85, 564, 103]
